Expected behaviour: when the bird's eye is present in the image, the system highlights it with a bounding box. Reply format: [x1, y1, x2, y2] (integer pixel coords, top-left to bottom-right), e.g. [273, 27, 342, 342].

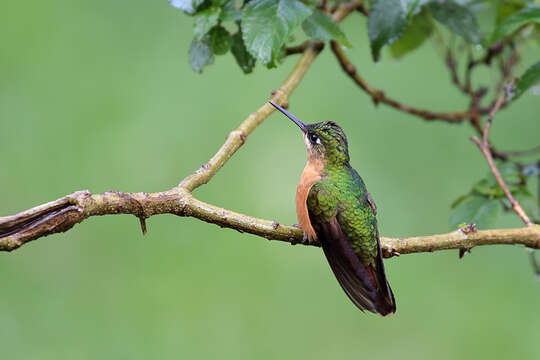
[309, 133, 319, 143]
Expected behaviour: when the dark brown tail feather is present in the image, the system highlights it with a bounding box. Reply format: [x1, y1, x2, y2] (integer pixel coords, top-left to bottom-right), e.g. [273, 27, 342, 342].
[373, 239, 396, 316]
[319, 218, 395, 316]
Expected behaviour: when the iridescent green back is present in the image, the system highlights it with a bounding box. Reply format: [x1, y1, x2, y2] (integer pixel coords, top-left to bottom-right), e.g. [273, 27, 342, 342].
[301, 121, 378, 266]
[307, 165, 378, 266]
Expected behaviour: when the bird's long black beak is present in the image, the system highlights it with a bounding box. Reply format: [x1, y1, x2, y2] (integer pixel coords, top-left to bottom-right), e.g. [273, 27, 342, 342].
[269, 101, 307, 133]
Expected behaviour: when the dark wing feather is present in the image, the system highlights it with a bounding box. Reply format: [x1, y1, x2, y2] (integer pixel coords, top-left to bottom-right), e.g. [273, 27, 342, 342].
[318, 217, 377, 313]
[372, 225, 396, 314]
[317, 214, 396, 316]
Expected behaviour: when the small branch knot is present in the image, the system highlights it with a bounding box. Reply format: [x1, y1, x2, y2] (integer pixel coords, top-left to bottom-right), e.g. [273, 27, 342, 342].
[345, 64, 356, 76]
[459, 223, 477, 235]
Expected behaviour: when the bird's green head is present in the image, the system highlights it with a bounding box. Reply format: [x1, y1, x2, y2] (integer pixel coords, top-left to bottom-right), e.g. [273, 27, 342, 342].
[270, 101, 350, 165]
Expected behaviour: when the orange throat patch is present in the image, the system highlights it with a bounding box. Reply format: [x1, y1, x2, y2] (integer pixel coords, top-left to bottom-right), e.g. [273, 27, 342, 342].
[296, 158, 325, 241]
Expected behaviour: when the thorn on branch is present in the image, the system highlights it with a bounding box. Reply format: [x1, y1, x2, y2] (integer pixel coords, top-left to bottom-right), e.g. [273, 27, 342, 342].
[459, 247, 472, 259]
[530, 250, 540, 278]
[139, 217, 147, 235]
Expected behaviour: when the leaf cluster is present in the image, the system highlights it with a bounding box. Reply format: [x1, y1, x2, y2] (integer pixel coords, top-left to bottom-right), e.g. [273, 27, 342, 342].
[369, 0, 540, 61]
[170, 0, 349, 73]
[170, 0, 540, 74]
[451, 162, 540, 229]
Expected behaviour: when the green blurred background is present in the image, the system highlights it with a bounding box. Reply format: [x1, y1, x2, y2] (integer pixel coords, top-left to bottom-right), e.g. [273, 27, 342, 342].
[1, 1, 539, 359]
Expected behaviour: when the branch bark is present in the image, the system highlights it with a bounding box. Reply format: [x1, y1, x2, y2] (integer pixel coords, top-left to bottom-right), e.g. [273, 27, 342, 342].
[2, 188, 539, 253]
[0, 1, 352, 251]
[2, 0, 539, 259]
[0, 40, 323, 251]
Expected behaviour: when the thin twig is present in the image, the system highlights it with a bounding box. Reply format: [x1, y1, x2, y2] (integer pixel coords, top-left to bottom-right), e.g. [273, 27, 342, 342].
[471, 90, 534, 227]
[502, 144, 540, 158]
[285, 42, 310, 56]
[445, 49, 469, 94]
[441, 41, 508, 161]
[464, 41, 504, 94]
[330, 41, 473, 123]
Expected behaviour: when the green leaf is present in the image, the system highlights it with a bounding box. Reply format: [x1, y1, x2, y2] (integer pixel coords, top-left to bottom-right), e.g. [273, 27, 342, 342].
[428, 0, 482, 44]
[233, 0, 244, 10]
[194, 7, 221, 40]
[523, 162, 540, 177]
[231, 31, 256, 73]
[189, 38, 214, 73]
[241, 0, 312, 66]
[490, 6, 540, 43]
[368, 0, 408, 61]
[391, 8, 434, 58]
[495, 162, 523, 185]
[404, 0, 431, 19]
[496, 0, 527, 25]
[472, 179, 503, 198]
[450, 196, 501, 229]
[471, 162, 523, 197]
[220, 1, 242, 22]
[209, 26, 232, 55]
[169, 0, 206, 15]
[451, 194, 471, 209]
[302, 9, 350, 46]
[510, 61, 540, 100]
[516, 192, 540, 222]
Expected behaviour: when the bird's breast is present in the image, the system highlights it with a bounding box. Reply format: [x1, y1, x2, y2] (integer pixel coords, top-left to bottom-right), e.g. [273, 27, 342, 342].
[296, 158, 325, 241]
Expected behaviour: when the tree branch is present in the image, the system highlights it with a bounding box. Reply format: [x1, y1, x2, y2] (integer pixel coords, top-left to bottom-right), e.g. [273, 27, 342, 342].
[463, 41, 504, 94]
[180, 43, 323, 193]
[0, 41, 323, 251]
[330, 41, 472, 123]
[0, 1, 359, 251]
[2, 188, 539, 253]
[471, 89, 534, 228]
[2, 0, 539, 260]
[502, 144, 540, 158]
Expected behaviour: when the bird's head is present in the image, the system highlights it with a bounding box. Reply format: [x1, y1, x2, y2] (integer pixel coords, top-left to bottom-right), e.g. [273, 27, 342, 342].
[270, 101, 350, 165]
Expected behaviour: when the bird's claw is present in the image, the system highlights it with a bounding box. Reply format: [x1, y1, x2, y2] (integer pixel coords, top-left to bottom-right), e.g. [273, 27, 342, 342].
[383, 246, 400, 258]
[301, 231, 310, 245]
[291, 225, 318, 246]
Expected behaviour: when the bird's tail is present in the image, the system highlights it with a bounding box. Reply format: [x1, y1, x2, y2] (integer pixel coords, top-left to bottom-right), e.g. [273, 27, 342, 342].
[319, 218, 396, 316]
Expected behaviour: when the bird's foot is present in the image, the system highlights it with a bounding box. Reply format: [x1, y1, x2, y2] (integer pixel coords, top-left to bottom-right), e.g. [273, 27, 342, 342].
[301, 231, 310, 245]
[291, 224, 319, 246]
[383, 246, 400, 258]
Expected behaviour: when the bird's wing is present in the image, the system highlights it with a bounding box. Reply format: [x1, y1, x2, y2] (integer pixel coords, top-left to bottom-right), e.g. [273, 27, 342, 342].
[308, 181, 395, 316]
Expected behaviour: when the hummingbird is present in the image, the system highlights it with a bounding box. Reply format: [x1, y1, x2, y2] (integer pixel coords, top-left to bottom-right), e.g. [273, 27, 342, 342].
[270, 101, 396, 316]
